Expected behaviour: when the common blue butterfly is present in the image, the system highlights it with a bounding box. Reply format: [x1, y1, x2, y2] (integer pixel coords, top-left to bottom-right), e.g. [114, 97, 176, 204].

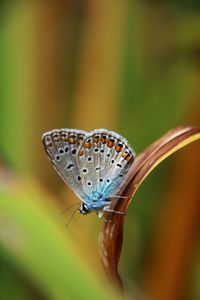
[42, 129, 135, 218]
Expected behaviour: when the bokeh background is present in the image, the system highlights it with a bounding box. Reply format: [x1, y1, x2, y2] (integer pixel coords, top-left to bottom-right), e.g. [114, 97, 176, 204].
[0, 1, 200, 300]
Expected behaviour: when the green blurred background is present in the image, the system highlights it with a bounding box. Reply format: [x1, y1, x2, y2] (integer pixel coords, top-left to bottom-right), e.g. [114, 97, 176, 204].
[0, 1, 200, 300]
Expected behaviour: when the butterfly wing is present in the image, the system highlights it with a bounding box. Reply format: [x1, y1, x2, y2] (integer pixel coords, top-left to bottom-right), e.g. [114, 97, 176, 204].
[42, 128, 87, 200]
[77, 129, 135, 199]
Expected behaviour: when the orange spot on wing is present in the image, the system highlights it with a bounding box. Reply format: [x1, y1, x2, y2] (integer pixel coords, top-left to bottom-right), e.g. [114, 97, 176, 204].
[122, 152, 127, 158]
[79, 150, 85, 156]
[77, 135, 84, 144]
[84, 143, 92, 148]
[107, 141, 115, 148]
[115, 145, 123, 152]
[101, 137, 107, 144]
[61, 134, 68, 141]
[122, 150, 132, 160]
[93, 137, 100, 143]
[69, 138, 76, 144]
[68, 134, 77, 144]
[122, 152, 132, 161]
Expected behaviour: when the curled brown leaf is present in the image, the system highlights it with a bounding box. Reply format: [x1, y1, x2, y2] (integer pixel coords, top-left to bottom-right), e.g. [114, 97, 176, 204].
[99, 127, 200, 289]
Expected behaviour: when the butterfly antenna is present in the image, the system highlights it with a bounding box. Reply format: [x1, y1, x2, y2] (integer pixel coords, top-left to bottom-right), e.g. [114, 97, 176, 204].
[59, 203, 80, 215]
[65, 207, 78, 228]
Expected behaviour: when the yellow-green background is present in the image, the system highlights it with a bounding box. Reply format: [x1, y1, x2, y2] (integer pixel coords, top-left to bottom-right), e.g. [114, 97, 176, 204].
[0, 1, 200, 300]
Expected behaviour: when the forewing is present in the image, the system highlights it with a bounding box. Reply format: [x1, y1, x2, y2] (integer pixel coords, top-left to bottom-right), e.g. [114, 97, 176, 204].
[42, 129, 87, 199]
[77, 129, 135, 197]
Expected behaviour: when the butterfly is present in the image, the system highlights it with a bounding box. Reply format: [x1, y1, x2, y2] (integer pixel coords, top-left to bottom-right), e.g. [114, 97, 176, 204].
[42, 129, 135, 218]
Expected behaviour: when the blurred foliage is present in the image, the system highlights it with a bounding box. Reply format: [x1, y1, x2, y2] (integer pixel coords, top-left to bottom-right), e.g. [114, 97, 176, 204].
[0, 1, 200, 300]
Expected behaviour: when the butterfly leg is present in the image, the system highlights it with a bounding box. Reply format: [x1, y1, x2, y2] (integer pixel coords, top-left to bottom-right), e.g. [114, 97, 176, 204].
[102, 216, 112, 223]
[101, 208, 126, 223]
[104, 208, 126, 215]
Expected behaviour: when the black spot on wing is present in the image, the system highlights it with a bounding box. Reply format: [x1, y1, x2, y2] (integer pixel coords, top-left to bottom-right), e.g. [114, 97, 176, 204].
[66, 163, 74, 170]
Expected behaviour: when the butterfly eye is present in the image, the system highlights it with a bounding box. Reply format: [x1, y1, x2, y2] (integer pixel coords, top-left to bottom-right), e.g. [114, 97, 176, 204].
[80, 203, 90, 214]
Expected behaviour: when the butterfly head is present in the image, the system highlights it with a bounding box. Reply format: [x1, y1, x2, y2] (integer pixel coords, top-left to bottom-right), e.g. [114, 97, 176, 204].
[79, 203, 91, 215]
[79, 193, 110, 215]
